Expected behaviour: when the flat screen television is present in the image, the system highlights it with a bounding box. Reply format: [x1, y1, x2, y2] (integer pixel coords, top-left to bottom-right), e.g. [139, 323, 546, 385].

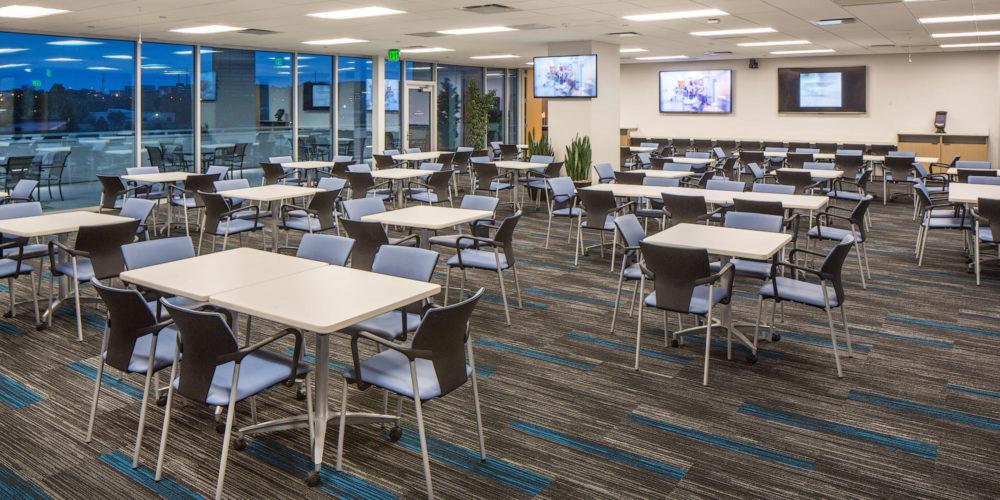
[303, 82, 330, 110]
[778, 66, 867, 113]
[659, 69, 732, 113]
[533, 55, 597, 98]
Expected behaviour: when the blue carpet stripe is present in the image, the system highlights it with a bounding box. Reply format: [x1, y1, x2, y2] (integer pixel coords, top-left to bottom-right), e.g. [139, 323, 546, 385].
[808, 322, 953, 348]
[957, 312, 1000, 322]
[55, 308, 106, 330]
[475, 339, 595, 370]
[474, 365, 497, 378]
[0, 461, 49, 499]
[773, 329, 872, 354]
[518, 259, 577, 271]
[242, 439, 396, 499]
[885, 315, 1000, 338]
[99, 451, 202, 500]
[625, 413, 813, 471]
[908, 269, 1000, 284]
[849, 273, 962, 291]
[386, 426, 551, 495]
[738, 403, 937, 460]
[848, 391, 1000, 432]
[480, 293, 548, 311]
[676, 335, 784, 360]
[510, 420, 686, 481]
[0, 373, 43, 409]
[284, 350, 496, 379]
[947, 384, 1000, 400]
[522, 287, 616, 308]
[564, 332, 690, 364]
[68, 361, 143, 401]
[0, 321, 23, 335]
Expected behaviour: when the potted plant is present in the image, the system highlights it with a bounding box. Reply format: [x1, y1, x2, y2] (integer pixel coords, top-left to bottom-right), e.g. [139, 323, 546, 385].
[463, 79, 498, 149]
[564, 134, 592, 188]
[526, 130, 554, 157]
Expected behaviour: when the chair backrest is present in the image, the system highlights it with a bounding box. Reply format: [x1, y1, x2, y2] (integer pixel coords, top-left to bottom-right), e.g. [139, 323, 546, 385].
[471, 162, 501, 191]
[451, 150, 472, 173]
[733, 198, 784, 216]
[499, 144, 519, 160]
[405, 148, 422, 154]
[803, 161, 835, 170]
[205, 165, 228, 179]
[419, 162, 444, 172]
[213, 178, 250, 197]
[423, 170, 454, 202]
[593, 163, 615, 183]
[746, 162, 765, 180]
[407, 288, 484, 397]
[339, 218, 390, 271]
[182, 173, 220, 208]
[545, 176, 577, 203]
[122, 236, 196, 270]
[372, 245, 439, 283]
[957, 168, 996, 183]
[260, 162, 288, 185]
[705, 179, 744, 192]
[795, 148, 820, 154]
[870, 144, 896, 155]
[834, 154, 864, 172]
[724, 211, 783, 233]
[639, 142, 659, 149]
[817, 235, 855, 306]
[836, 149, 863, 156]
[696, 170, 716, 187]
[342, 196, 385, 220]
[490, 211, 522, 261]
[887, 150, 915, 158]
[529, 154, 554, 165]
[638, 241, 711, 313]
[97, 175, 127, 209]
[317, 176, 347, 191]
[437, 152, 455, 168]
[198, 191, 234, 235]
[816, 143, 838, 154]
[751, 183, 795, 195]
[883, 156, 915, 181]
[685, 151, 710, 159]
[614, 171, 645, 185]
[662, 160, 690, 172]
[661, 193, 707, 226]
[969, 175, 1000, 185]
[764, 146, 788, 153]
[92, 280, 160, 372]
[296, 233, 354, 266]
[955, 160, 992, 170]
[373, 154, 397, 170]
[303, 189, 340, 228]
[118, 197, 156, 226]
[269, 155, 293, 163]
[538, 161, 563, 179]
[636, 152, 651, 167]
[576, 189, 617, 230]
[10, 179, 37, 200]
[774, 169, 813, 194]
[161, 301, 243, 402]
[978, 198, 1000, 244]
[788, 142, 811, 151]
[613, 213, 646, 265]
[642, 176, 680, 187]
[712, 147, 726, 160]
[383, 149, 401, 156]
[145, 146, 164, 166]
[0, 200, 42, 243]
[460, 193, 501, 213]
[126, 166, 158, 189]
[456, 147, 473, 153]
[842, 144, 866, 153]
[345, 171, 377, 199]
[786, 152, 813, 168]
[741, 152, 765, 167]
[74, 220, 141, 280]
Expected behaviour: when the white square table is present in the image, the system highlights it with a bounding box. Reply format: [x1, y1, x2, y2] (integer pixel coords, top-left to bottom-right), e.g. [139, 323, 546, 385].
[948, 182, 1000, 204]
[662, 157, 714, 165]
[630, 146, 657, 153]
[371, 168, 437, 207]
[362, 206, 494, 248]
[121, 171, 192, 184]
[217, 185, 323, 251]
[493, 161, 550, 208]
[209, 265, 440, 480]
[280, 161, 337, 185]
[777, 168, 844, 180]
[642, 170, 693, 179]
[391, 151, 445, 164]
[582, 184, 828, 211]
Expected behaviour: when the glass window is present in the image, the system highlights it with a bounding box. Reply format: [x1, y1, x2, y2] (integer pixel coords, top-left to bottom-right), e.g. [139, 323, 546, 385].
[508, 69, 519, 144]
[337, 56, 372, 161]
[384, 60, 401, 151]
[297, 54, 333, 161]
[140, 42, 193, 173]
[200, 48, 292, 179]
[436, 64, 483, 151]
[486, 68, 505, 144]
[0, 31, 135, 209]
[405, 61, 432, 81]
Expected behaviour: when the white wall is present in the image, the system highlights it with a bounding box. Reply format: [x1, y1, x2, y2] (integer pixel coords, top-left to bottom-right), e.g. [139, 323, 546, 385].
[620, 52, 999, 164]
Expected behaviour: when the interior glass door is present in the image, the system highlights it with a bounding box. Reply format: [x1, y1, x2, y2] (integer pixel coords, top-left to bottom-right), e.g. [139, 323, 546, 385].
[406, 85, 433, 151]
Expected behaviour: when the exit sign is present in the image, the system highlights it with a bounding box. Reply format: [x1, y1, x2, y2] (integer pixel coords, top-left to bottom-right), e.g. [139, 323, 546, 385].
[387, 49, 399, 61]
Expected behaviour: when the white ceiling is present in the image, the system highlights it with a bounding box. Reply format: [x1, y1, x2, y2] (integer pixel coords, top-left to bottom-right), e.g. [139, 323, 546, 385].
[3, 0, 1000, 66]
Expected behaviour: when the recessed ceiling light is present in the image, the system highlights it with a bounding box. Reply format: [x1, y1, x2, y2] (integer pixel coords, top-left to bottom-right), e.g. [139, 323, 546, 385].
[812, 18, 855, 26]
[770, 49, 835, 55]
[0, 48, 26, 54]
[634, 55, 690, 60]
[0, 5, 68, 18]
[0, 63, 28, 69]
[623, 9, 728, 22]
[931, 30, 1000, 38]
[619, 48, 647, 53]
[44, 57, 80, 62]
[308, 7, 405, 19]
[172, 49, 220, 55]
[141, 64, 169, 69]
[103, 55, 133, 60]
[437, 26, 517, 35]
[690, 27, 776, 36]
[920, 13, 1000, 24]
[170, 25, 244, 34]
[939, 41, 1000, 48]
[87, 66, 118, 71]
[525, 61, 534, 65]
[470, 54, 519, 59]
[302, 38, 367, 45]
[737, 40, 810, 47]
[399, 47, 454, 53]
[47, 39, 102, 46]
[163, 70, 188, 75]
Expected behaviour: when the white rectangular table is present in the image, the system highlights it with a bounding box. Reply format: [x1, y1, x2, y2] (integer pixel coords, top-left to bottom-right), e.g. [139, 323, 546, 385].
[642, 170, 693, 179]
[948, 183, 1000, 204]
[663, 157, 714, 165]
[630, 146, 657, 153]
[583, 184, 828, 211]
[121, 172, 192, 184]
[362, 206, 494, 248]
[281, 161, 337, 185]
[217, 185, 323, 251]
[371, 168, 437, 207]
[777, 168, 844, 180]
[208, 265, 440, 479]
[392, 151, 445, 163]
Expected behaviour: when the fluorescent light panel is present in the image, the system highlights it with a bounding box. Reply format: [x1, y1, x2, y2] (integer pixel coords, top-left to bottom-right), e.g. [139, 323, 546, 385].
[690, 27, 775, 36]
[44, 57, 80, 62]
[437, 26, 516, 35]
[770, 49, 834, 55]
[0, 5, 68, 18]
[619, 48, 647, 53]
[302, 38, 367, 45]
[939, 41, 1000, 48]
[470, 54, 518, 59]
[308, 7, 404, 19]
[920, 13, 1000, 24]
[0, 48, 26, 53]
[635, 55, 689, 60]
[87, 66, 118, 70]
[738, 40, 810, 47]
[399, 47, 453, 53]
[47, 39, 101, 46]
[0, 63, 28, 68]
[931, 30, 1000, 38]
[170, 25, 244, 34]
[103, 55, 132, 60]
[624, 9, 727, 22]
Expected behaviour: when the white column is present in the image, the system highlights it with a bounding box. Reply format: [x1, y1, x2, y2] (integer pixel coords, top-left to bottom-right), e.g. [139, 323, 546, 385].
[372, 55, 386, 157]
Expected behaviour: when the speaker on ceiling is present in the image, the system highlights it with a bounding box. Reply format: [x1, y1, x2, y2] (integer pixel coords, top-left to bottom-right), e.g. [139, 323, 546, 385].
[748, 59, 759, 69]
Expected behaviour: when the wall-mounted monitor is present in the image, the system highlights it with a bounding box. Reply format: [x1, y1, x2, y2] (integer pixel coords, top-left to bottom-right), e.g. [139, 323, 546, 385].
[659, 69, 732, 113]
[778, 66, 867, 113]
[303, 82, 330, 110]
[533, 55, 597, 98]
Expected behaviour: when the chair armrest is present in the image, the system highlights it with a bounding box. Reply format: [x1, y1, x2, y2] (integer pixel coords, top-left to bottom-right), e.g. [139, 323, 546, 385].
[217, 327, 304, 385]
[347, 330, 433, 390]
[279, 203, 312, 223]
[222, 205, 259, 222]
[167, 184, 193, 198]
[48, 239, 89, 258]
[136, 318, 175, 337]
[391, 234, 419, 246]
[0, 197, 33, 204]
[814, 212, 856, 226]
[788, 247, 828, 260]
[695, 261, 734, 286]
[825, 205, 852, 213]
[771, 261, 826, 281]
[613, 201, 635, 212]
[455, 235, 496, 249]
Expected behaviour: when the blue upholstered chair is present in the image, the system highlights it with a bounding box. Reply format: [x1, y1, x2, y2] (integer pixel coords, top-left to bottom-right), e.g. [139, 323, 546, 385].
[428, 195, 499, 250]
[972, 197, 1000, 285]
[610, 214, 649, 332]
[752, 182, 795, 195]
[196, 191, 263, 254]
[914, 182, 971, 267]
[444, 211, 522, 325]
[292, 233, 354, 266]
[575, 188, 631, 270]
[118, 197, 157, 240]
[806, 198, 872, 288]
[593, 162, 616, 184]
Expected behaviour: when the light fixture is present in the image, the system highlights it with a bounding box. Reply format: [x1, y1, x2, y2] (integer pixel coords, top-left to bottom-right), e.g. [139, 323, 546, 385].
[0, 48, 26, 54]
[931, 30, 1000, 38]
[47, 39, 102, 46]
[173, 49, 220, 55]
[634, 55, 689, 60]
[939, 41, 1000, 48]
[470, 54, 519, 59]
[308, 6, 405, 19]
[302, 38, 367, 45]
[87, 66, 118, 70]
[690, 27, 776, 36]
[103, 55, 133, 60]
[812, 18, 855, 26]
[437, 26, 517, 35]
[141, 64, 169, 69]
[0, 63, 28, 69]
[44, 57, 80, 62]
[737, 40, 810, 47]
[169, 25, 244, 34]
[399, 47, 454, 53]
[920, 13, 1000, 24]
[770, 49, 835, 55]
[163, 70, 188, 75]
[623, 9, 728, 22]
[526, 61, 534, 65]
[619, 48, 647, 53]
[0, 5, 68, 18]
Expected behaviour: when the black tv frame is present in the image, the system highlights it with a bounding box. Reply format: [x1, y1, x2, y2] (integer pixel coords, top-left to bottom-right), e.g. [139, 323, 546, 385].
[778, 66, 867, 113]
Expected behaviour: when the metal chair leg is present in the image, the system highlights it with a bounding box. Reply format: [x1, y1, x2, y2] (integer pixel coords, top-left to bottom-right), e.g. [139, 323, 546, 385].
[822, 288, 843, 378]
[132, 336, 159, 468]
[634, 279, 644, 371]
[409, 362, 434, 498]
[84, 358, 105, 443]
[467, 342, 487, 461]
[215, 364, 241, 500]
[154, 350, 180, 482]
[335, 378, 349, 471]
[496, 267, 511, 325]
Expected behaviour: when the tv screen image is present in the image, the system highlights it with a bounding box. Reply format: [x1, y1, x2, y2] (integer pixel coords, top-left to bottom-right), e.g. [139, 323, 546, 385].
[778, 66, 866, 113]
[312, 84, 330, 108]
[799, 72, 841, 108]
[659, 70, 732, 113]
[533, 55, 597, 98]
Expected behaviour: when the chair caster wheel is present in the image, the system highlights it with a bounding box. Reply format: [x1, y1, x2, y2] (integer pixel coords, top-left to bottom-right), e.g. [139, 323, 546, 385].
[295, 388, 307, 401]
[771, 333, 780, 341]
[388, 426, 403, 443]
[35, 324, 46, 331]
[305, 471, 321, 487]
[215, 422, 226, 434]
[156, 394, 167, 406]
[284, 379, 295, 387]
[670, 339, 679, 348]
[233, 437, 247, 451]
[2, 312, 11, 319]
[746, 354, 758, 364]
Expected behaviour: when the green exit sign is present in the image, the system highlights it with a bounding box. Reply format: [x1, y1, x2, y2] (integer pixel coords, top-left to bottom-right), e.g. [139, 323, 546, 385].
[274, 57, 284, 66]
[387, 49, 399, 61]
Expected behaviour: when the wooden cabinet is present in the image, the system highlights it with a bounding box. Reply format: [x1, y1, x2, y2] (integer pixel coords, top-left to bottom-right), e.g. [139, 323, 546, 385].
[898, 133, 988, 162]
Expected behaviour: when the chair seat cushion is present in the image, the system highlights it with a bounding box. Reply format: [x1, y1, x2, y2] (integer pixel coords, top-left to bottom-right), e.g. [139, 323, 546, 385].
[643, 285, 728, 315]
[428, 234, 478, 249]
[105, 326, 179, 374]
[342, 348, 471, 401]
[980, 227, 995, 243]
[622, 263, 650, 281]
[711, 259, 772, 279]
[208, 218, 263, 235]
[409, 191, 443, 204]
[175, 350, 311, 406]
[390, 237, 418, 247]
[928, 208, 961, 218]
[922, 217, 970, 229]
[0, 258, 33, 278]
[525, 180, 548, 190]
[485, 181, 512, 191]
[581, 215, 615, 231]
[53, 259, 92, 281]
[169, 197, 198, 208]
[341, 311, 422, 341]
[635, 208, 663, 219]
[280, 217, 329, 232]
[826, 191, 872, 201]
[3, 243, 49, 260]
[807, 226, 863, 243]
[233, 209, 270, 220]
[447, 249, 509, 270]
[287, 209, 336, 219]
[759, 277, 839, 308]
[552, 207, 584, 217]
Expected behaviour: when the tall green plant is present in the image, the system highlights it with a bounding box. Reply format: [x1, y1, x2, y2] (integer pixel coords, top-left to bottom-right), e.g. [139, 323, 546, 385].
[526, 130, 554, 157]
[564, 134, 592, 182]
[463, 79, 498, 149]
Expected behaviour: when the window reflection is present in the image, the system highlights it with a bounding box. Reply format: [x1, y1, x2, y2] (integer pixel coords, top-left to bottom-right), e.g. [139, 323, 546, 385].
[140, 42, 193, 173]
[337, 57, 372, 161]
[298, 54, 333, 161]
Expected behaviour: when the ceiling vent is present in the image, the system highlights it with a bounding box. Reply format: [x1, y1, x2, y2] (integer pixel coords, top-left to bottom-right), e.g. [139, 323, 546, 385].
[869, 44, 896, 48]
[239, 29, 278, 35]
[812, 18, 858, 26]
[704, 51, 733, 56]
[606, 31, 640, 37]
[407, 32, 446, 37]
[462, 4, 519, 14]
[830, 0, 899, 5]
[509, 24, 552, 30]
